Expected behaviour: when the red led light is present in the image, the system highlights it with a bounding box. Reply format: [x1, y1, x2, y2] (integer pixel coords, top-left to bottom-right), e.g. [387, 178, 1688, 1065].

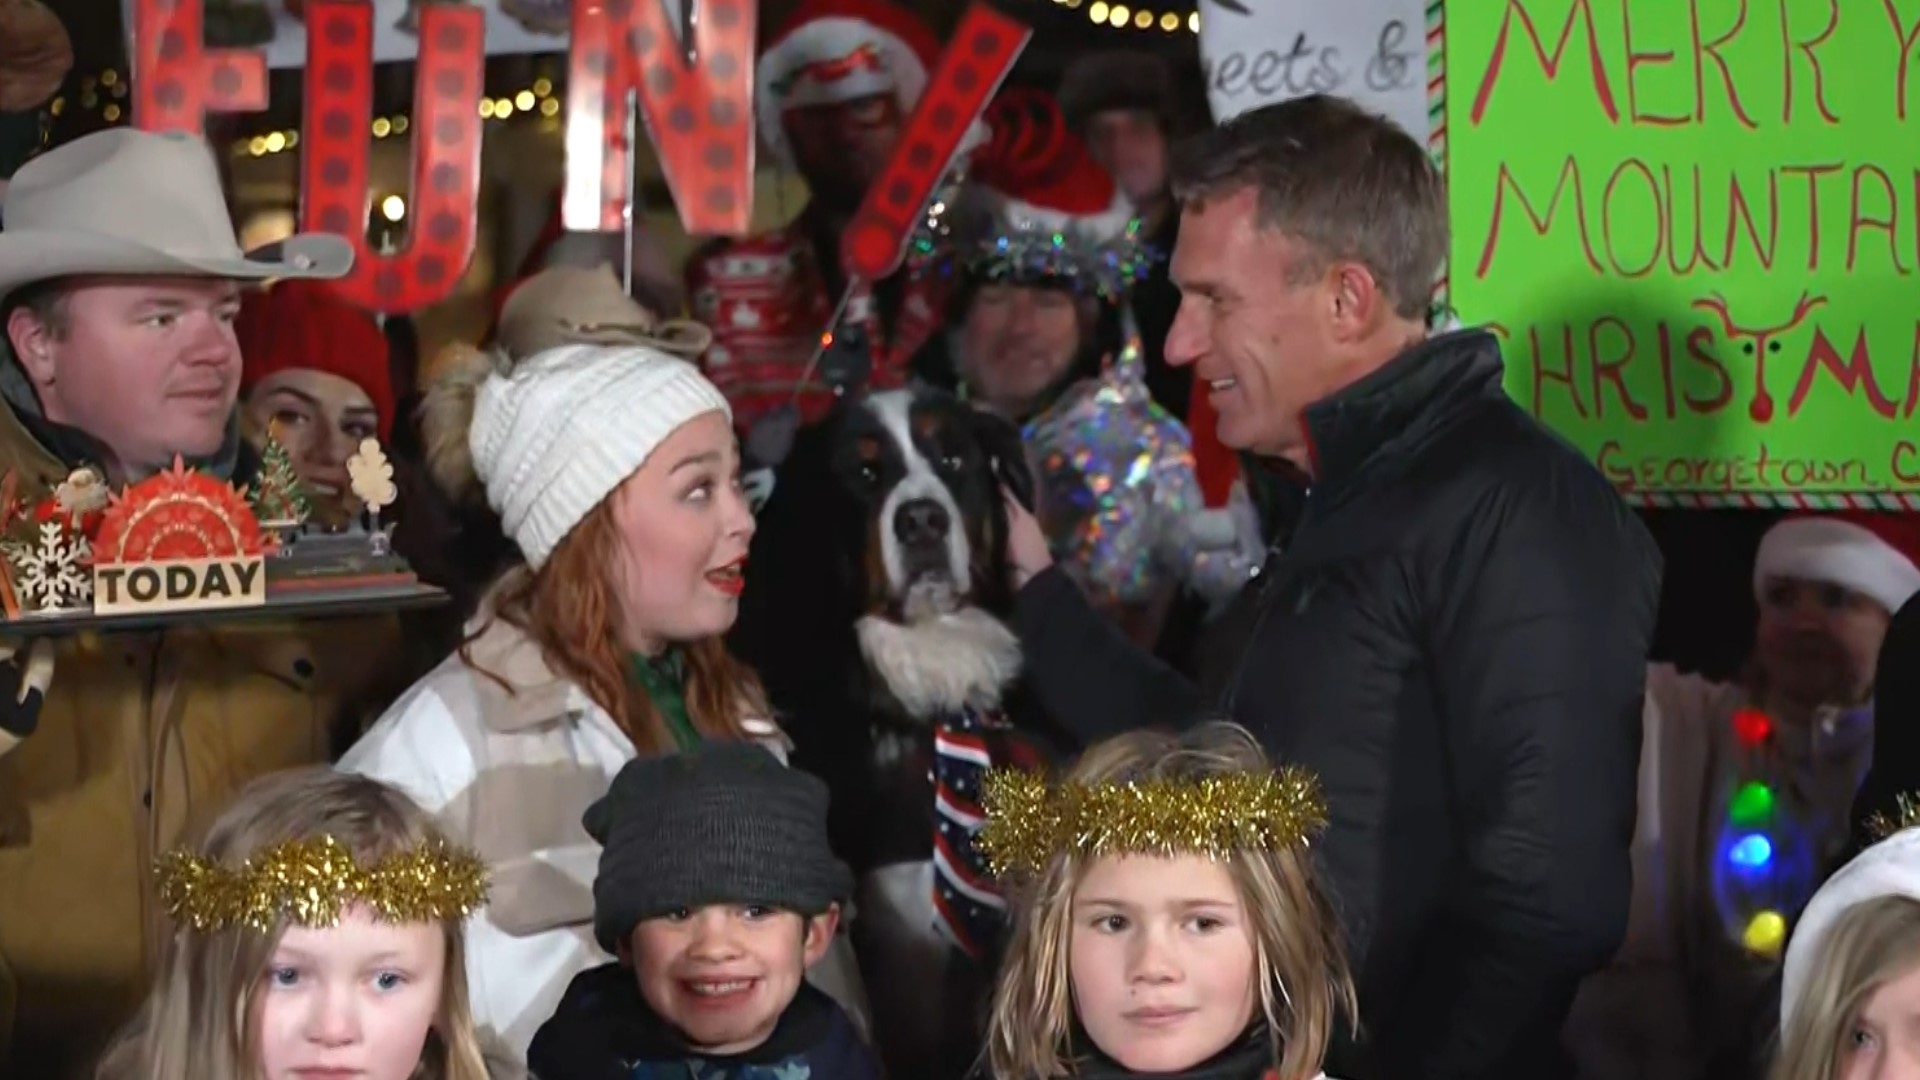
[1733, 708, 1773, 747]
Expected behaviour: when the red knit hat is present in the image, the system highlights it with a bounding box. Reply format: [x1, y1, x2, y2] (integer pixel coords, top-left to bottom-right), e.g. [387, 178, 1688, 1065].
[755, 0, 941, 167]
[1754, 512, 1920, 614]
[236, 281, 394, 441]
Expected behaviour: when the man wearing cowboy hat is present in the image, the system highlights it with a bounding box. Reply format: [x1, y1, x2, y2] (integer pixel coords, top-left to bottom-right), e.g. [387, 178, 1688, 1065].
[0, 127, 394, 1080]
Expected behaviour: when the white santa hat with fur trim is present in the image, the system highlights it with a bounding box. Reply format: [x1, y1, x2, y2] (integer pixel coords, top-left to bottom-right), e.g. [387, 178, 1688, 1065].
[1754, 512, 1920, 615]
[1782, 827, 1920, 1031]
[755, 0, 937, 167]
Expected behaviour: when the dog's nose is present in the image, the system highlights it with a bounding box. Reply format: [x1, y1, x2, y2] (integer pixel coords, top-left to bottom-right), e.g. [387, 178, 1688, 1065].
[894, 499, 950, 545]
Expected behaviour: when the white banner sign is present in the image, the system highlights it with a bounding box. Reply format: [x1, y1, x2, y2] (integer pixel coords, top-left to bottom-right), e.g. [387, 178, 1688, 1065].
[119, 0, 690, 68]
[1198, 0, 1428, 139]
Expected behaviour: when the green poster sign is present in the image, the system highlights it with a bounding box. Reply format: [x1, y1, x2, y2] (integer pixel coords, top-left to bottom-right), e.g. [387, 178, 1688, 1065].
[1444, 0, 1920, 505]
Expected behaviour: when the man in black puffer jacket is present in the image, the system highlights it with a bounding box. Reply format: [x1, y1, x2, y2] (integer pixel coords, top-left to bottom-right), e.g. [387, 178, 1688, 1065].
[1002, 95, 1663, 1080]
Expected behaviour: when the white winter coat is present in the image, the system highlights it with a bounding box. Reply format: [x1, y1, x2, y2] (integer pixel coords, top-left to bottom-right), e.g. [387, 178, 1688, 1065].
[337, 614, 872, 1057]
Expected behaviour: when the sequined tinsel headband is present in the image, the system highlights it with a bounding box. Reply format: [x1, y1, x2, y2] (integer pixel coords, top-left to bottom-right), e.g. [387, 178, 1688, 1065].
[156, 835, 490, 932]
[960, 220, 1157, 301]
[976, 765, 1328, 878]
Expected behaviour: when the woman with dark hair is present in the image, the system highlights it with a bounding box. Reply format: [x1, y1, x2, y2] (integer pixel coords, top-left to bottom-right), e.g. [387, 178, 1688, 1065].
[917, 90, 1262, 651]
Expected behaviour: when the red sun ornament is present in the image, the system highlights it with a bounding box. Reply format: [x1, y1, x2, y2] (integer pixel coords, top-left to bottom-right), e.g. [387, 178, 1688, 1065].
[92, 459, 271, 565]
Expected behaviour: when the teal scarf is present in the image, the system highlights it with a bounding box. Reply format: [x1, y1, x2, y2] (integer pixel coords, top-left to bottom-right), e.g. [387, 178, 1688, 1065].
[627, 650, 701, 752]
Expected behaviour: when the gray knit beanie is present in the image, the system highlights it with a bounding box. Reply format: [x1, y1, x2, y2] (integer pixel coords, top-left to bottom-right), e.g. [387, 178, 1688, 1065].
[585, 741, 854, 953]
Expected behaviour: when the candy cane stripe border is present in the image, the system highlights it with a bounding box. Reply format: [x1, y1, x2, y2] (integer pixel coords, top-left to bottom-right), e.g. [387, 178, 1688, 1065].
[1631, 492, 1920, 510]
[1427, 0, 1448, 317]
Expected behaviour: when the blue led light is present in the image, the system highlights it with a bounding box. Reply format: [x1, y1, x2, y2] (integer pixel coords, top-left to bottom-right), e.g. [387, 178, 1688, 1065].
[1729, 834, 1774, 869]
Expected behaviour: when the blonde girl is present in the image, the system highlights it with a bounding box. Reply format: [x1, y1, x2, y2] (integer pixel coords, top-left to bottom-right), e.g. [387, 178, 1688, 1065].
[94, 767, 514, 1080]
[979, 721, 1356, 1080]
[1774, 824, 1920, 1080]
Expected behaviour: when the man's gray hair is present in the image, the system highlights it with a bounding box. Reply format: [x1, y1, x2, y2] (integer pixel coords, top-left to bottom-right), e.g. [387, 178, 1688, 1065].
[1170, 95, 1447, 321]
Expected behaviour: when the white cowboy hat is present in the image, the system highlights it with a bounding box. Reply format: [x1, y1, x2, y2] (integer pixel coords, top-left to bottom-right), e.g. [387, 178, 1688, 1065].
[0, 128, 353, 301]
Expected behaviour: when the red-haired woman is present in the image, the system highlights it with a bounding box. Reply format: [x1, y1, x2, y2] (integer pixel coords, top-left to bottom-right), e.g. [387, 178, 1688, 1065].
[338, 341, 868, 1056]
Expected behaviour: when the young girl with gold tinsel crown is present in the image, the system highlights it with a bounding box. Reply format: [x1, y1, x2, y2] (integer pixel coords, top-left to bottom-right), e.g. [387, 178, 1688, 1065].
[975, 722, 1354, 1080]
[92, 767, 518, 1080]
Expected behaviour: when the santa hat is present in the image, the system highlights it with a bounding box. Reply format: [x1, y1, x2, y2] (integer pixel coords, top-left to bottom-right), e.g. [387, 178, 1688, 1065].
[755, 0, 939, 167]
[1782, 827, 1920, 1031]
[236, 281, 395, 441]
[949, 89, 1151, 300]
[1753, 512, 1920, 614]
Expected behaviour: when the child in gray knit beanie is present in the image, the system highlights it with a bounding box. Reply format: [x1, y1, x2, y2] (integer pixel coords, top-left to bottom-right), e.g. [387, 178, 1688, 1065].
[526, 742, 880, 1080]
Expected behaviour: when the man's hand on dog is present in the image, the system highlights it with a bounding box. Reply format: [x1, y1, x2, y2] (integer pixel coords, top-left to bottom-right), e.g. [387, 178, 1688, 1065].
[1002, 487, 1053, 591]
[0, 637, 53, 760]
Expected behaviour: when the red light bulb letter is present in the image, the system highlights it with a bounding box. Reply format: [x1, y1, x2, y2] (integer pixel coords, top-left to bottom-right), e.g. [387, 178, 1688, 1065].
[130, 0, 268, 133]
[565, 0, 757, 236]
[841, 3, 1029, 281]
[298, 1, 484, 313]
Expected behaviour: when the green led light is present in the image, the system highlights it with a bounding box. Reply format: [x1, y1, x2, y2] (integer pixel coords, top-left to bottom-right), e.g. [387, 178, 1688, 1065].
[1729, 781, 1774, 828]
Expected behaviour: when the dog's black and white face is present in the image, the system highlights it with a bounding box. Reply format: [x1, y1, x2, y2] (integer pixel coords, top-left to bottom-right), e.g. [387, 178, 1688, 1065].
[831, 389, 1018, 622]
[735, 386, 1032, 723]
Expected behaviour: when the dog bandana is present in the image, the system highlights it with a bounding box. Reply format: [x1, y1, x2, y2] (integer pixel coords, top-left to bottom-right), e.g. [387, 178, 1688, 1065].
[930, 704, 1010, 960]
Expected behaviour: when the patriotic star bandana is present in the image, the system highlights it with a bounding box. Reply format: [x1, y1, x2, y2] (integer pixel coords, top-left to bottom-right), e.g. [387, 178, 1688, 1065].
[931, 704, 1010, 959]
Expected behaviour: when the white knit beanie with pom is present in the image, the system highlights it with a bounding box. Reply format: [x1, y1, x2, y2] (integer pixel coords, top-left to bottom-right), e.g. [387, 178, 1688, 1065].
[469, 343, 732, 569]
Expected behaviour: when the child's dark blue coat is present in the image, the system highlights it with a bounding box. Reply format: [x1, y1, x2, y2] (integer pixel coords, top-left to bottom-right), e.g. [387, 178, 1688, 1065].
[527, 962, 881, 1080]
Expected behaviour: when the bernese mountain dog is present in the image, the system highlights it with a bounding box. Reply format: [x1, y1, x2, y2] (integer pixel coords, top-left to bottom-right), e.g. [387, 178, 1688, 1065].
[732, 385, 1050, 1078]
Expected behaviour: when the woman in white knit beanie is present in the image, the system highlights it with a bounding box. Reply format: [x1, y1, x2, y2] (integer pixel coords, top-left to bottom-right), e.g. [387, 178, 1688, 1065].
[337, 342, 870, 1055]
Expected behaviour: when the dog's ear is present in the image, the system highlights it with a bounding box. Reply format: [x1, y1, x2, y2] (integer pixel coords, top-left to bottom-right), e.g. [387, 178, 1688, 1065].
[969, 408, 1034, 510]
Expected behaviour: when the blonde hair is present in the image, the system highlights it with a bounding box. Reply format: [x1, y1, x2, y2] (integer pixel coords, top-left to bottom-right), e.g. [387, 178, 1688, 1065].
[1772, 895, 1920, 1080]
[984, 722, 1357, 1080]
[95, 768, 514, 1080]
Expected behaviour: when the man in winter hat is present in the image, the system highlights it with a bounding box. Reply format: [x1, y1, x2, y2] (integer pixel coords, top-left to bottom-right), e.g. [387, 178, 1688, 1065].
[525, 742, 878, 1079]
[684, 0, 955, 464]
[0, 128, 402, 1080]
[1567, 511, 1920, 1080]
[915, 88, 1260, 656]
[1056, 49, 1189, 414]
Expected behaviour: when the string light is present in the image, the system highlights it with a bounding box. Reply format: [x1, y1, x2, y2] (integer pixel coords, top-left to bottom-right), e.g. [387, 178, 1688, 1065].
[231, 75, 558, 158]
[45, 69, 132, 129]
[1715, 708, 1809, 963]
[1044, 0, 1193, 33]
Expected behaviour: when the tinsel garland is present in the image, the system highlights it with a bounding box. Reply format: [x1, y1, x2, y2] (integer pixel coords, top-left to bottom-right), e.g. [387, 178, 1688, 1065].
[155, 835, 489, 932]
[1867, 791, 1920, 842]
[902, 158, 1158, 300]
[977, 766, 1327, 879]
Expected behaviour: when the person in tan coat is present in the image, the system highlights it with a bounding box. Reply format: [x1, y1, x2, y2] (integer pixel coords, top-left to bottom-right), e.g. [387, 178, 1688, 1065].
[0, 127, 399, 1080]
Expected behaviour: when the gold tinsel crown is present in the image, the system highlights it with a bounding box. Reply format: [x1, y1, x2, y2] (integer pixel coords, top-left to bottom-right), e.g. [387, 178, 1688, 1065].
[1866, 792, 1920, 843]
[976, 765, 1328, 878]
[155, 835, 490, 932]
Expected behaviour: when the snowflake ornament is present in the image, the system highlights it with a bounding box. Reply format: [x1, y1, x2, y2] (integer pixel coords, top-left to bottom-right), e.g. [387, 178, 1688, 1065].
[14, 520, 91, 611]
